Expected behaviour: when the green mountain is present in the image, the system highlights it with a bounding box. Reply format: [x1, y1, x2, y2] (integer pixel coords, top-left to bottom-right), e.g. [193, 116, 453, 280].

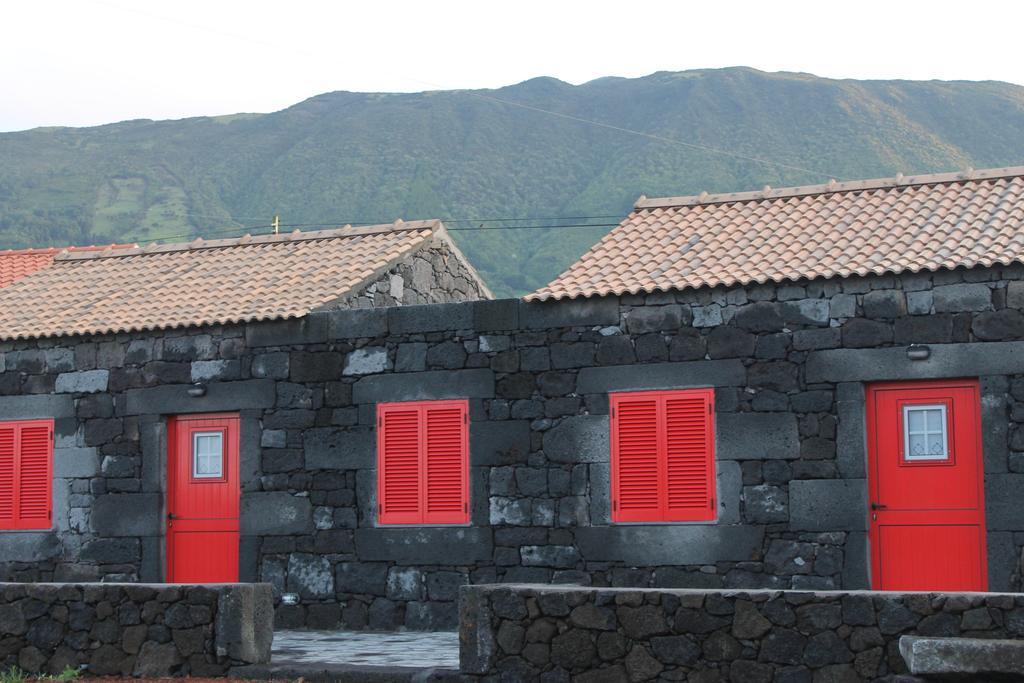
[2, 67, 1024, 296]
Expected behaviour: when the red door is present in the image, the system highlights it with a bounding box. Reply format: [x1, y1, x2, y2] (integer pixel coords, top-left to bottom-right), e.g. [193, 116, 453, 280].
[167, 413, 240, 582]
[866, 379, 987, 591]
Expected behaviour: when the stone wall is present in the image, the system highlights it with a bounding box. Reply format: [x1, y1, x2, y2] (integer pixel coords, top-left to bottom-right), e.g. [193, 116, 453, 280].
[0, 582, 272, 676]
[342, 238, 491, 308]
[2, 264, 1024, 630]
[459, 584, 1024, 681]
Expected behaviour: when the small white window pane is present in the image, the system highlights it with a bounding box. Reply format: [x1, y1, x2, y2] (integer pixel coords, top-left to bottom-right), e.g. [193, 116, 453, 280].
[902, 405, 948, 461]
[193, 432, 223, 478]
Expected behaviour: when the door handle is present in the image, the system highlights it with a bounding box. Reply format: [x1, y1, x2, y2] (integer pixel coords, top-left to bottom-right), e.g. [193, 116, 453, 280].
[871, 502, 887, 510]
[167, 513, 177, 520]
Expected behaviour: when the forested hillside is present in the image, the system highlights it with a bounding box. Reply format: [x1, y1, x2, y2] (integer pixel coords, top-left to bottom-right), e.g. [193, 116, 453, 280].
[2, 67, 1024, 295]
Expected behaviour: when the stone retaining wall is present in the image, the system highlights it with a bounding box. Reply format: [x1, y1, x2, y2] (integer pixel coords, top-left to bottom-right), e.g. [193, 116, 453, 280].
[459, 585, 1024, 681]
[0, 582, 272, 677]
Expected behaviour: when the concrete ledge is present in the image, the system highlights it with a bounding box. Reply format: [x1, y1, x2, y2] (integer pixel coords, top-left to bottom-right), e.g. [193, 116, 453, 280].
[473, 299, 519, 332]
[519, 297, 619, 329]
[900, 636, 1024, 677]
[231, 662, 456, 682]
[352, 369, 495, 404]
[246, 315, 328, 347]
[326, 308, 388, 340]
[0, 394, 74, 419]
[577, 360, 745, 394]
[124, 379, 276, 415]
[806, 341, 1024, 383]
[388, 302, 474, 334]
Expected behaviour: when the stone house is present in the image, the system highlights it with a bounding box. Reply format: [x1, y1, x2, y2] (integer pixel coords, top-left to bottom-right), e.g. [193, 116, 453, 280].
[1, 168, 1024, 632]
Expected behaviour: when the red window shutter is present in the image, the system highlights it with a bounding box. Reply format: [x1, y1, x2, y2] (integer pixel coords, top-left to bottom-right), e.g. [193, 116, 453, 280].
[377, 400, 469, 525]
[664, 391, 715, 521]
[611, 395, 662, 522]
[611, 390, 715, 523]
[0, 425, 15, 526]
[0, 420, 53, 530]
[378, 406, 422, 525]
[423, 403, 469, 524]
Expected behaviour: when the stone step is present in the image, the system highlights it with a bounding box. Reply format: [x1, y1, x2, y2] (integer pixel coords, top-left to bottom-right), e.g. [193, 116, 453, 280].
[900, 636, 1024, 679]
[230, 662, 458, 682]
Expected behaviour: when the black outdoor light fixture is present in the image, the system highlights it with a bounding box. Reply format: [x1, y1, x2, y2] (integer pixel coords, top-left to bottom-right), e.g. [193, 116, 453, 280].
[281, 593, 300, 606]
[187, 382, 207, 397]
[906, 344, 931, 361]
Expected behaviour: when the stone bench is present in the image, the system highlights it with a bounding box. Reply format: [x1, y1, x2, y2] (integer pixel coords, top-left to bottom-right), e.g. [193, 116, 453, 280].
[900, 636, 1024, 678]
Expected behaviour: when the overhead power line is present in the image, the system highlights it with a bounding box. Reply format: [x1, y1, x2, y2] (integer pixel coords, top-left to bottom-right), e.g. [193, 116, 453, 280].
[449, 222, 616, 232]
[464, 91, 843, 180]
[131, 216, 623, 245]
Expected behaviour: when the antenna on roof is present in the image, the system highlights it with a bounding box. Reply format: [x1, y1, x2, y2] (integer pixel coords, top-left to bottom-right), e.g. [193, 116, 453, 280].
[272, 215, 280, 235]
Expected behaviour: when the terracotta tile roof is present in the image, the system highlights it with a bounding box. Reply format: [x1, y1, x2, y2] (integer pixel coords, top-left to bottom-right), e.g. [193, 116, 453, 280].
[0, 244, 135, 288]
[0, 221, 462, 340]
[527, 166, 1024, 301]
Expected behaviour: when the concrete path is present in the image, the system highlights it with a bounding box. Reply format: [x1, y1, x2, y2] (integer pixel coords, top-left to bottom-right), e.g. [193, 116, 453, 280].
[231, 630, 460, 681]
[273, 630, 460, 668]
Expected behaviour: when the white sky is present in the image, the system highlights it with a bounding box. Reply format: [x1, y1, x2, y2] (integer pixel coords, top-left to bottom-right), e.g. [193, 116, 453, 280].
[3, 0, 1023, 132]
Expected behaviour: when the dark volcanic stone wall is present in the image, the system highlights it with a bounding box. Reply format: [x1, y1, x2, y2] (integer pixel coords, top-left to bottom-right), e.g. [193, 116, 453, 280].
[343, 239, 491, 307]
[459, 585, 1024, 681]
[0, 582, 271, 676]
[2, 264, 1024, 630]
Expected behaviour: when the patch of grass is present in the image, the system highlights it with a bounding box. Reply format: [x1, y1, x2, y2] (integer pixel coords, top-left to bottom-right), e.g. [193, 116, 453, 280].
[0, 666, 80, 683]
[0, 666, 27, 683]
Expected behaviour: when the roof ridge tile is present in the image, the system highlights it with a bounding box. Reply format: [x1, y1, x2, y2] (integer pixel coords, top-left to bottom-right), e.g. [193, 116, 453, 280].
[54, 220, 441, 262]
[634, 165, 1024, 210]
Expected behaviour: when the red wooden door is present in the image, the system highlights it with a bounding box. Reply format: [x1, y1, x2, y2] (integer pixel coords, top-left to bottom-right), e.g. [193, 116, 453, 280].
[166, 413, 240, 582]
[866, 379, 987, 591]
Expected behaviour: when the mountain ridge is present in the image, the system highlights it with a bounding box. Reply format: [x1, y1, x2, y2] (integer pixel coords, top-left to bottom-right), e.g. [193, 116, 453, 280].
[2, 67, 1024, 296]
